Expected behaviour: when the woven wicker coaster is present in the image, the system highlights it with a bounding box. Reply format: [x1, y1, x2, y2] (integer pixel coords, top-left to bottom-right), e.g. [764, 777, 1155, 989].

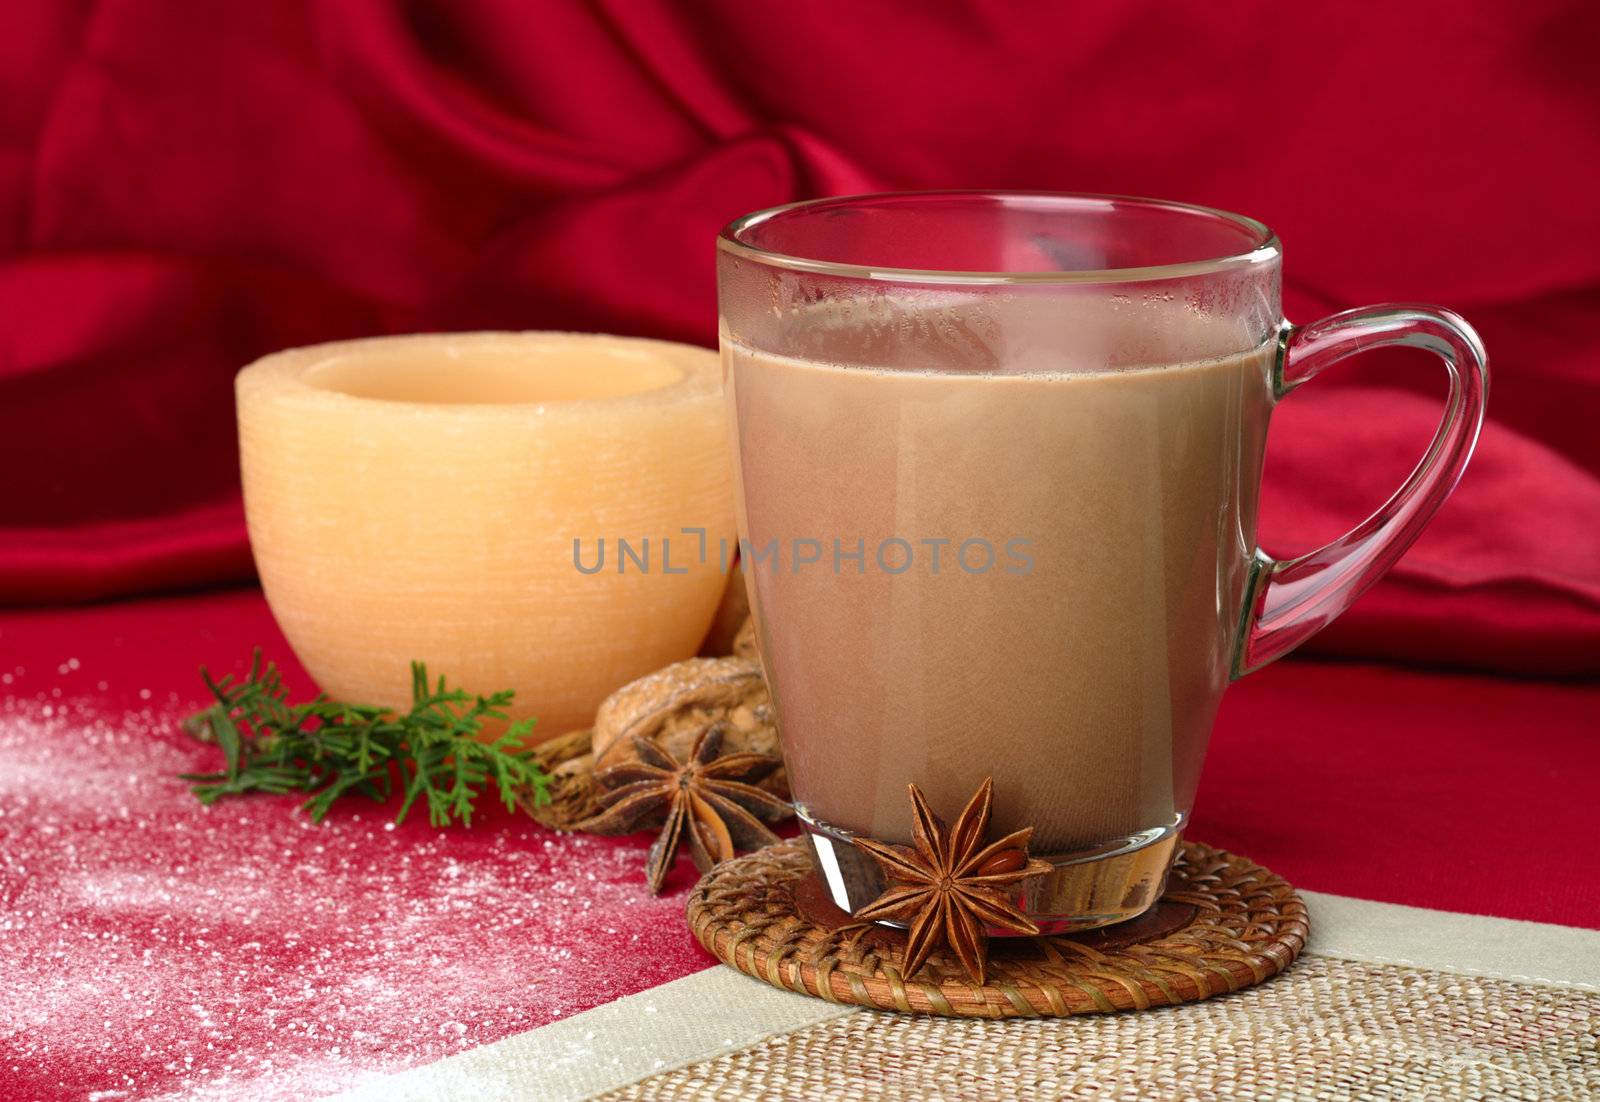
[687, 836, 1308, 1018]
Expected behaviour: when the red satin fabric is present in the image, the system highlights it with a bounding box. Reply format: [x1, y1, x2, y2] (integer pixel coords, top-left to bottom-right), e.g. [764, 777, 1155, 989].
[2, 2, 1597, 673]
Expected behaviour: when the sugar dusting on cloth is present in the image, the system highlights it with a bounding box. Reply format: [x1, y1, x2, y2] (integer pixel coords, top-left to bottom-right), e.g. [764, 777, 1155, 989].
[0, 685, 711, 1101]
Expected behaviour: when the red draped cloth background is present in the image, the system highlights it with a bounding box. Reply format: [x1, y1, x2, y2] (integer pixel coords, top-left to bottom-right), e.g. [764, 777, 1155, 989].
[1, 7, 1597, 1099]
[2, 0, 1597, 679]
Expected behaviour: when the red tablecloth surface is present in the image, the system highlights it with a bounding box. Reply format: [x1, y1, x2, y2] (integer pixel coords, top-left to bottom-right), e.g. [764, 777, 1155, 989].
[1, 588, 1595, 1100]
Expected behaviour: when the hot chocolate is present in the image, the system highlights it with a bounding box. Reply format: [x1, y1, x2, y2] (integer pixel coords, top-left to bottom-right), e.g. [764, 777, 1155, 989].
[726, 304, 1274, 854]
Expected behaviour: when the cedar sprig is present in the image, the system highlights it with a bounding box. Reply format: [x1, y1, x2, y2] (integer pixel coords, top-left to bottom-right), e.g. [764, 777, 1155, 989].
[180, 649, 550, 826]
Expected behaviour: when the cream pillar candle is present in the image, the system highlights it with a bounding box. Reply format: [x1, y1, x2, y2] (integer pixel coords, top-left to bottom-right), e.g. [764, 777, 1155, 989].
[237, 332, 735, 737]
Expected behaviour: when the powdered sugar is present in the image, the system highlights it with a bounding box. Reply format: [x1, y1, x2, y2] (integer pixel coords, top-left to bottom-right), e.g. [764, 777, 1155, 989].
[0, 693, 711, 1101]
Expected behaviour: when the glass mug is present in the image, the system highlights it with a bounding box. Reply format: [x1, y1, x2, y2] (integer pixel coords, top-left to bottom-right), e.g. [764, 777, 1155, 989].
[717, 192, 1487, 933]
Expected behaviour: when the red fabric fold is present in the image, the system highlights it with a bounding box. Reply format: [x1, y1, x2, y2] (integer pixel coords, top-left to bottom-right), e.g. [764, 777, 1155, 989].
[2, 1, 1597, 673]
[0, 499, 250, 605]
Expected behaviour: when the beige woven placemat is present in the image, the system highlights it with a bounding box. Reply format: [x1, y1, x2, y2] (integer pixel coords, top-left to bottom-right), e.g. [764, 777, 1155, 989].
[338, 890, 1600, 1102]
[599, 956, 1600, 1101]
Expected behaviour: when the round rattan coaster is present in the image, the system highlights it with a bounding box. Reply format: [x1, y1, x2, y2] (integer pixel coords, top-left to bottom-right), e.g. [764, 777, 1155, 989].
[687, 837, 1308, 1018]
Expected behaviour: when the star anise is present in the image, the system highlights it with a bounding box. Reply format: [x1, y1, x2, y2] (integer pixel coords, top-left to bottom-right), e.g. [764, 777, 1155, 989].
[852, 777, 1052, 985]
[576, 723, 789, 893]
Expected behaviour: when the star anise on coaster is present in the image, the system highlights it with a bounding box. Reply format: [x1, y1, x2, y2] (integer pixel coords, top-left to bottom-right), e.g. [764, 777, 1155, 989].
[577, 724, 790, 894]
[852, 777, 1052, 985]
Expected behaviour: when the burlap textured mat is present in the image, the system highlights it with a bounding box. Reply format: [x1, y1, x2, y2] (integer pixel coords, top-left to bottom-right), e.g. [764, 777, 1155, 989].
[600, 956, 1598, 1101]
[687, 837, 1307, 1018]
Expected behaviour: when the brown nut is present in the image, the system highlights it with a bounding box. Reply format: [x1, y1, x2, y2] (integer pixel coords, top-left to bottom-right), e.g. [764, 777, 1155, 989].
[591, 655, 778, 773]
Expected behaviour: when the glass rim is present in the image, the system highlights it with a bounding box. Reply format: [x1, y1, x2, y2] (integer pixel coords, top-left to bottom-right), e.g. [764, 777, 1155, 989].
[718, 190, 1281, 286]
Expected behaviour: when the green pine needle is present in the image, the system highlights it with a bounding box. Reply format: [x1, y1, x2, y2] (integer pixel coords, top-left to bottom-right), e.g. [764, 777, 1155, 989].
[180, 649, 551, 827]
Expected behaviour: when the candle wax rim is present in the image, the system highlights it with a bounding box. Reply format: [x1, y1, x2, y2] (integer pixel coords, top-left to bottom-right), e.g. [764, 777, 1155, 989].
[236, 330, 720, 417]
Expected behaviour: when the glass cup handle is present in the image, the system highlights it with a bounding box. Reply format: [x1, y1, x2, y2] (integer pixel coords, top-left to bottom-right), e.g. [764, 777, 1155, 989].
[1232, 305, 1490, 678]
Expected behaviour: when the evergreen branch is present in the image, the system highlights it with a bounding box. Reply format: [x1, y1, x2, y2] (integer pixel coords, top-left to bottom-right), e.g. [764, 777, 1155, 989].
[180, 650, 551, 826]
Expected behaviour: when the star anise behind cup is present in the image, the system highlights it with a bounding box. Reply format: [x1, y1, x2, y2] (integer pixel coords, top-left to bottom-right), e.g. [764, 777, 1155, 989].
[852, 777, 1052, 985]
[576, 724, 790, 893]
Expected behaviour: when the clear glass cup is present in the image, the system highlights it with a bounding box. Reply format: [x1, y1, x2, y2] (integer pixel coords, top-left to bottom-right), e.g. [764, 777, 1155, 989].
[718, 192, 1487, 932]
